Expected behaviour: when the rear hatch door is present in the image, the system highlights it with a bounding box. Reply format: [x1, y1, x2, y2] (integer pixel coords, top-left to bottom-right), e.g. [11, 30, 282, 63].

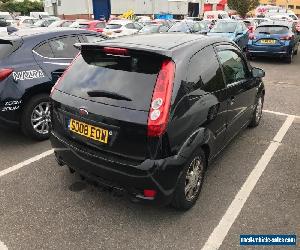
[52, 45, 166, 161]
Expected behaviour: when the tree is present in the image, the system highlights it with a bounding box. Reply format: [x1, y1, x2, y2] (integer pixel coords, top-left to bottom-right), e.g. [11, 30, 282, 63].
[228, 0, 260, 18]
[0, 0, 43, 15]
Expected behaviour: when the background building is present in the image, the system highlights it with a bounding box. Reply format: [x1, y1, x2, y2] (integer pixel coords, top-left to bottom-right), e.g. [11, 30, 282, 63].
[44, 0, 228, 19]
[259, 0, 300, 16]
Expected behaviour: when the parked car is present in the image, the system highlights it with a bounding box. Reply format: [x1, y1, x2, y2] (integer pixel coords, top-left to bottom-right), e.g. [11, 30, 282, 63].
[50, 34, 265, 210]
[248, 17, 271, 25]
[0, 12, 15, 26]
[48, 20, 74, 28]
[15, 16, 38, 28]
[0, 28, 107, 140]
[247, 21, 300, 63]
[168, 20, 209, 34]
[34, 17, 61, 28]
[207, 20, 249, 51]
[103, 20, 142, 37]
[70, 20, 106, 33]
[138, 24, 169, 34]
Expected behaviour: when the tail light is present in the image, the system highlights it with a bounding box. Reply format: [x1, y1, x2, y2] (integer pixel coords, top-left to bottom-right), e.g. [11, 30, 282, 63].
[147, 59, 175, 137]
[0, 68, 13, 81]
[249, 33, 256, 40]
[280, 35, 294, 41]
[103, 47, 128, 56]
[50, 53, 81, 96]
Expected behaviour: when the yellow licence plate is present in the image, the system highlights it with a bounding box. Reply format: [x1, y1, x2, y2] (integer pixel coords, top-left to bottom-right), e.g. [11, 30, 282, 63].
[260, 39, 276, 44]
[69, 119, 109, 144]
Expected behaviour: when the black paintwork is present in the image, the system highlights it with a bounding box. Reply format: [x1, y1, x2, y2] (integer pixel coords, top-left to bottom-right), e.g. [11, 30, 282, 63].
[50, 33, 265, 205]
[0, 28, 107, 127]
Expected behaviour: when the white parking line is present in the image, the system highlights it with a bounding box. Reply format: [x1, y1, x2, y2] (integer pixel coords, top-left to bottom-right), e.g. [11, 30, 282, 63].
[0, 150, 54, 178]
[0, 241, 8, 250]
[201, 115, 295, 250]
[263, 109, 300, 119]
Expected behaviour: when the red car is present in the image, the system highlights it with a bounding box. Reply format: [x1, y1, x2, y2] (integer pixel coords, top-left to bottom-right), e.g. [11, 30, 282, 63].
[71, 20, 106, 33]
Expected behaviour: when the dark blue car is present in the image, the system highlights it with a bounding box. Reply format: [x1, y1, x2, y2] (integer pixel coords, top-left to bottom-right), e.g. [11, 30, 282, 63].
[0, 28, 106, 140]
[247, 21, 300, 63]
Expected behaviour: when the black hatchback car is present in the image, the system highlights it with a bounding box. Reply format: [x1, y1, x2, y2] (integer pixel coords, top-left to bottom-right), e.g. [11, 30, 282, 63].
[50, 34, 265, 210]
[0, 28, 106, 140]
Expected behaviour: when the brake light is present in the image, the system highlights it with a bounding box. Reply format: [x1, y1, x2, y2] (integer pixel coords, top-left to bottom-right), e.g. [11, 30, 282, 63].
[50, 53, 81, 96]
[103, 47, 128, 55]
[280, 35, 294, 40]
[147, 60, 175, 137]
[143, 189, 157, 198]
[0, 68, 13, 81]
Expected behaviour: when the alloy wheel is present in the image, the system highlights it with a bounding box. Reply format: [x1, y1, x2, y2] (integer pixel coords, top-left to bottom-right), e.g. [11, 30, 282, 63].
[31, 102, 51, 135]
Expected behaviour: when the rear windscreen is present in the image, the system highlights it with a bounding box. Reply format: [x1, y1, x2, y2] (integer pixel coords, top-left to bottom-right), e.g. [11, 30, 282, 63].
[255, 26, 289, 35]
[57, 49, 164, 111]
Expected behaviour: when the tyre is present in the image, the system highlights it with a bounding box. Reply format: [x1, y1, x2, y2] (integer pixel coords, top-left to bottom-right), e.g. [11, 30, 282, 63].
[172, 149, 207, 211]
[248, 94, 264, 128]
[285, 50, 293, 64]
[21, 93, 51, 140]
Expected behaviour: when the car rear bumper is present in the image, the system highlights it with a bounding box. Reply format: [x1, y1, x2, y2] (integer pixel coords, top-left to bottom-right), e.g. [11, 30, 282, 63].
[0, 106, 20, 128]
[50, 132, 188, 206]
[247, 44, 291, 57]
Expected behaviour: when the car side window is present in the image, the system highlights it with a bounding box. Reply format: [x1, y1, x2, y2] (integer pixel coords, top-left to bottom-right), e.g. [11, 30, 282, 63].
[62, 21, 72, 27]
[33, 42, 54, 58]
[159, 25, 169, 32]
[133, 23, 142, 30]
[49, 36, 80, 58]
[186, 46, 225, 93]
[96, 22, 105, 28]
[217, 49, 249, 85]
[84, 35, 105, 43]
[125, 23, 135, 29]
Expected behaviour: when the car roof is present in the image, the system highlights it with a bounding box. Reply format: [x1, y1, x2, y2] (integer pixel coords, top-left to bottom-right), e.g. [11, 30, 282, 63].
[82, 33, 230, 57]
[1, 27, 93, 39]
[108, 20, 133, 25]
[258, 21, 292, 27]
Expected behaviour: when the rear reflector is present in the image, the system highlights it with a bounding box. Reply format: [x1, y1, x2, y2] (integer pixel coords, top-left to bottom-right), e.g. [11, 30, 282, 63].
[103, 47, 128, 56]
[147, 59, 175, 137]
[143, 189, 157, 198]
[0, 68, 13, 81]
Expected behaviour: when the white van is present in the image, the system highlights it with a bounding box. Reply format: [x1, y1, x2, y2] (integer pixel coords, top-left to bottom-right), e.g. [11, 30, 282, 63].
[203, 11, 229, 21]
[0, 12, 14, 25]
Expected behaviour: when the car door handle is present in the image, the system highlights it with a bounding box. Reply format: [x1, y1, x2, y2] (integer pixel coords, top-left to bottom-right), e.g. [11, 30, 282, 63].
[230, 96, 235, 106]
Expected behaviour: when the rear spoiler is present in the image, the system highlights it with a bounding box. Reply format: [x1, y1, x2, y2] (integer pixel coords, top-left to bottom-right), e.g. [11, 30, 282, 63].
[74, 42, 173, 58]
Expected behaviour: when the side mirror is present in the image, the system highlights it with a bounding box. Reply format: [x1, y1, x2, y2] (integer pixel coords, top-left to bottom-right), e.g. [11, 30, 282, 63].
[252, 67, 265, 78]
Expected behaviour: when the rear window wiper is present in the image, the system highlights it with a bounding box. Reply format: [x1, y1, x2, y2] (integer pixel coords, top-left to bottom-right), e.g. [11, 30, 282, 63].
[258, 31, 271, 34]
[87, 90, 132, 101]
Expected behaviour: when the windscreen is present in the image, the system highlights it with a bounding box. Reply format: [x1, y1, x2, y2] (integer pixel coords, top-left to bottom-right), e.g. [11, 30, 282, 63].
[139, 25, 159, 33]
[168, 22, 190, 33]
[105, 24, 122, 29]
[57, 49, 164, 111]
[211, 22, 237, 33]
[255, 26, 289, 35]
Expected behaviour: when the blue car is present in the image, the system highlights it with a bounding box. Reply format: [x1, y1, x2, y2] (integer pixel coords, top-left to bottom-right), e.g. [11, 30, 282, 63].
[247, 21, 300, 63]
[207, 20, 249, 51]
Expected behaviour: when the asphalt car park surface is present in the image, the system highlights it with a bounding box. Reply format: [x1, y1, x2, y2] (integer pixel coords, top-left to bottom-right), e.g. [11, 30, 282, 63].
[0, 53, 299, 249]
